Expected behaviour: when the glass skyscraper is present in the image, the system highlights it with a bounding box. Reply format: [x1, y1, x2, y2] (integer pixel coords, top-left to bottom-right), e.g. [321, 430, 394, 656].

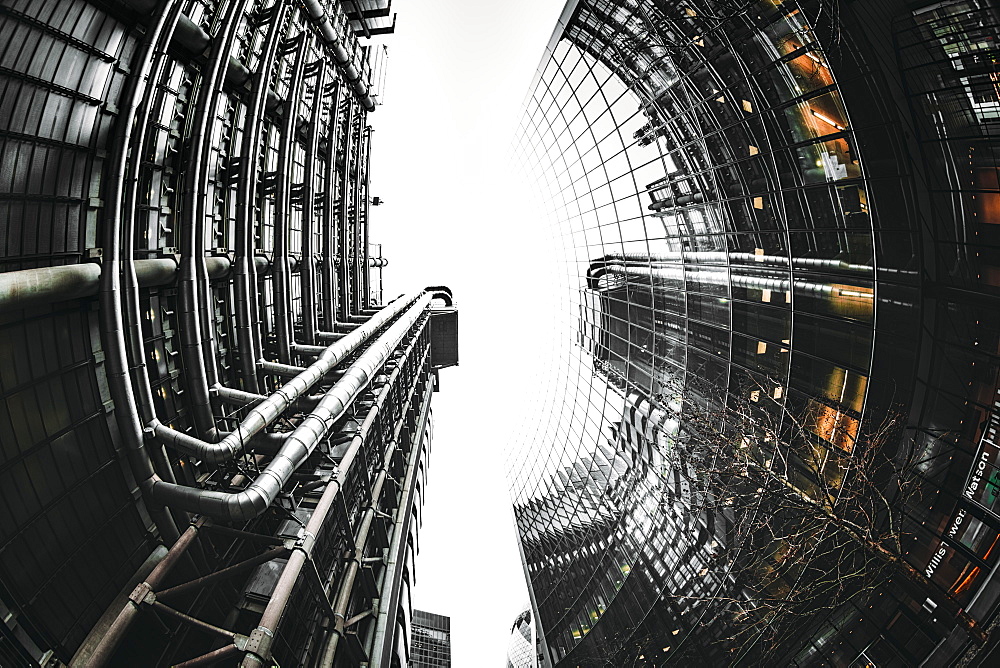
[509, 0, 1000, 665]
[0, 1, 456, 667]
[409, 609, 452, 668]
[506, 604, 538, 668]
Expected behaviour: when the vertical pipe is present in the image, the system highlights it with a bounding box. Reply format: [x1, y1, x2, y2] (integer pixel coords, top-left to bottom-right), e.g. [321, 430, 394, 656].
[301, 60, 327, 345]
[98, 0, 182, 549]
[234, 3, 289, 390]
[337, 100, 355, 322]
[273, 35, 310, 364]
[351, 114, 364, 315]
[179, 0, 247, 437]
[361, 126, 372, 310]
[193, 0, 250, 393]
[322, 81, 343, 331]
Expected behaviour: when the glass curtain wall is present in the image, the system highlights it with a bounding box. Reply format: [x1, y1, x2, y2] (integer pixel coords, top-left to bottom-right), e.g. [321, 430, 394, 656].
[508, 0, 1000, 666]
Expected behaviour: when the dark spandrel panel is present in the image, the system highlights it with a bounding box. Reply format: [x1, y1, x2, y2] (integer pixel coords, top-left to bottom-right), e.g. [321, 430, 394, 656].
[509, 0, 1000, 666]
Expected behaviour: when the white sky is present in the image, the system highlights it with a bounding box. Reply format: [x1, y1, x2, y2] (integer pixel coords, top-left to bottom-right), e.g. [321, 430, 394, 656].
[366, 0, 568, 664]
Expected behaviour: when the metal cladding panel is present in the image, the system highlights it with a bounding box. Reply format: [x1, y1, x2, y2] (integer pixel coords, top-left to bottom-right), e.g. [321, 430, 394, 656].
[428, 309, 458, 369]
[0, 1, 155, 662]
[0, 304, 154, 660]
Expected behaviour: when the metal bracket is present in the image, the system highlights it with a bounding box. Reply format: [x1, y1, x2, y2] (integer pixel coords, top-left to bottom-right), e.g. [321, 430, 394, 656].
[129, 582, 153, 606]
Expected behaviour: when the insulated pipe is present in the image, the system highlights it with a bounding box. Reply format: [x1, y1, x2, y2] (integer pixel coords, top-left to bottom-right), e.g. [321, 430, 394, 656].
[178, 0, 247, 437]
[351, 114, 365, 314]
[118, 0, 280, 110]
[321, 80, 343, 331]
[191, 0, 249, 393]
[300, 0, 376, 111]
[97, 0, 183, 549]
[148, 293, 432, 522]
[338, 100, 355, 322]
[301, 60, 327, 346]
[273, 36, 310, 365]
[149, 291, 426, 467]
[318, 374, 432, 668]
[234, 2, 290, 391]
[241, 335, 429, 668]
[117, 5, 195, 537]
[361, 126, 372, 309]
[0, 257, 242, 313]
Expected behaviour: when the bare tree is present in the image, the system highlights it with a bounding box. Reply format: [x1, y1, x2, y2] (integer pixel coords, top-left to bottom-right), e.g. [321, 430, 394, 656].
[651, 379, 989, 662]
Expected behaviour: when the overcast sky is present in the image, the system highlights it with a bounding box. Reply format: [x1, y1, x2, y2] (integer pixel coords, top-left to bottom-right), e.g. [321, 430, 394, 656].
[365, 0, 568, 664]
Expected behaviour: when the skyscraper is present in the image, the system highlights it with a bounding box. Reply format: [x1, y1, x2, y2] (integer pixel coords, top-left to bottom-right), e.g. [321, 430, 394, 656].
[506, 604, 537, 668]
[409, 609, 452, 668]
[509, 0, 1000, 665]
[0, 1, 456, 667]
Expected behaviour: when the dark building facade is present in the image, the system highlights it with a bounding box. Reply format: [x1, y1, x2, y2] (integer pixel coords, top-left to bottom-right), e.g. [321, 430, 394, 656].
[0, 1, 457, 667]
[509, 0, 1000, 666]
[409, 609, 451, 668]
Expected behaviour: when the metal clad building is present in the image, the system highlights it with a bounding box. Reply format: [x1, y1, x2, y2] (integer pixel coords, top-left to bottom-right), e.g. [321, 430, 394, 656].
[0, 1, 457, 667]
[509, 0, 1000, 666]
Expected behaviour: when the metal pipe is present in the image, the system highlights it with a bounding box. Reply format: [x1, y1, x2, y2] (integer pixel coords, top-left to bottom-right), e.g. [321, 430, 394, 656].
[96, 0, 183, 555]
[153, 289, 419, 465]
[177, 0, 246, 438]
[234, 2, 289, 391]
[88, 519, 205, 667]
[150, 600, 237, 639]
[241, 334, 429, 668]
[351, 114, 365, 315]
[157, 547, 290, 601]
[321, 81, 343, 331]
[273, 36, 309, 365]
[338, 100, 355, 322]
[193, 0, 249, 395]
[174, 644, 242, 668]
[299, 0, 376, 111]
[301, 60, 327, 346]
[367, 375, 435, 667]
[0, 257, 242, 313]
[361, 126, 372, 309]
[147, 293, 431, 521]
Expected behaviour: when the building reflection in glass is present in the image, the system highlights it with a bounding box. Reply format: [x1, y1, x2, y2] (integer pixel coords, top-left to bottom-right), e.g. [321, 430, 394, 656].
[508, 0, 1000, 665]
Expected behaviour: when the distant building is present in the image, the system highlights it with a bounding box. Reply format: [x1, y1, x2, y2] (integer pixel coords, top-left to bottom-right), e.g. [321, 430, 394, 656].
[506, 605, 537, 668]
[410, 609, 452, 668]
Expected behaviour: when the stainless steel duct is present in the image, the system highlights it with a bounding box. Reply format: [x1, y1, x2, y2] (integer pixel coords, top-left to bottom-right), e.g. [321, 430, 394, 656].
[97, 0, 185, 547]
[146, 292, 433, 521]
[148, 291, 426, 466]
[300, 0, 377, 111]
[273, 35, 310, 365]
[233, 1, 290, 390]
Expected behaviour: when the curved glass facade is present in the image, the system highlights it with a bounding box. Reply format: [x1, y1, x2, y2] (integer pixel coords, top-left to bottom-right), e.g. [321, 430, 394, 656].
[506, 604, 538, 668]
[508, 0, 1000, 665]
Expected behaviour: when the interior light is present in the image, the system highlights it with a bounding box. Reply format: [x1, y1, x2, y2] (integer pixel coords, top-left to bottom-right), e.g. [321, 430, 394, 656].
[810, 108, 846, 131]
[742, 99, 753, 113]
[748, 144, 759, 156]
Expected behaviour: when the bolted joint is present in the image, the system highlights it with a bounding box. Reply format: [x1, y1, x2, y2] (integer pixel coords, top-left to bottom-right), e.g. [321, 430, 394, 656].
[243, 626, 274, 664]
[129, 581, 154, 606]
